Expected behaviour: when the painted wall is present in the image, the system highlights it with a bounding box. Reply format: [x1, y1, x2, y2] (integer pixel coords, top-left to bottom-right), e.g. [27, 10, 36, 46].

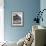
[4, 0, 40, 42]
[40, 0, 46, 27]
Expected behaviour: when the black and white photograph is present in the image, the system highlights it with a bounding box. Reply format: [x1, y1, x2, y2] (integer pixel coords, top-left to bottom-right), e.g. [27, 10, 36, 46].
[12, 11, 24, 26]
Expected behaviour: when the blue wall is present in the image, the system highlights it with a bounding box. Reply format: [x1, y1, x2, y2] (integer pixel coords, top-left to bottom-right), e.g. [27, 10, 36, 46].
[4, 0, 40, 42]
[40, 0, 46, 27]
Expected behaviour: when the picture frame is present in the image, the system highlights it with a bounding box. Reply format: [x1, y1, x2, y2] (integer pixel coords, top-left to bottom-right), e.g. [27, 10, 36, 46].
[12, 11, 24, 27]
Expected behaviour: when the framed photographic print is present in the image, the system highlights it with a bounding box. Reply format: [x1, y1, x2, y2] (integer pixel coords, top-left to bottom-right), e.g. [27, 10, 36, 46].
[12, 11, 24, 26]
